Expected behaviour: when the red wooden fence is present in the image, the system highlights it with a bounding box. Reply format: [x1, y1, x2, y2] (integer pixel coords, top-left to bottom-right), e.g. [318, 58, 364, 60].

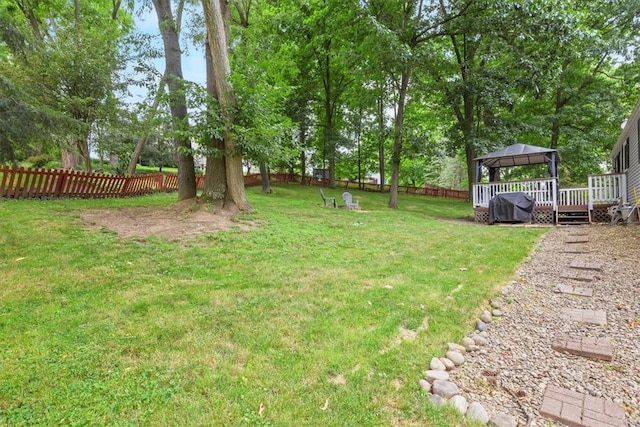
[260, 173, 469, 200]
[0, 166, 468, 201]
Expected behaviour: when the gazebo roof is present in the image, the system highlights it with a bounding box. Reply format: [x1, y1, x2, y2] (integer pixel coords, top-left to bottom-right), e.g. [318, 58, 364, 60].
[475, 143, 558, 168]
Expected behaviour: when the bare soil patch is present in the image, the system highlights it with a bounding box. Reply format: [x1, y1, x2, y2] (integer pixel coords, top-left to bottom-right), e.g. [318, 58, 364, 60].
[77, 199, 254, 241]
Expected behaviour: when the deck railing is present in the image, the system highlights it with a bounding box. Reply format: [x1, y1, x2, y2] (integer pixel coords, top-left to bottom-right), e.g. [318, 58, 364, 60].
[473, 173, 627, 211]
[473, 178, 557, 208]
[588, 173, 626, 207]
[558, 187, 589, 207]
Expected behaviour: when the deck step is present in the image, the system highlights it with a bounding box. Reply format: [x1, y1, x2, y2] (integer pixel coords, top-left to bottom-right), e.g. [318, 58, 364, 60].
[557, 210, 590, 224]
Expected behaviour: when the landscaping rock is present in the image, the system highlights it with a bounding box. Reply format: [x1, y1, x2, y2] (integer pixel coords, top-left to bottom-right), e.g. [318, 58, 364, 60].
[466, 344, 480, 352]
[418, 379, 431, 392]
[472, 334, 488, 346]
[430, 357, 446, 371]
[447, 342, 466, 353]
[476, 320, 487, 331]
[424, 369, 449, 383]
[489, 413, 518, 427]
[479, 310, 493, 323]
[445, 350, 465, 366]
[439, 357, 455, 370]
[491, 309, 503, 317]
[462, 336, 476, 350]
[449, 395, 468, 414]
[432, 380, 460, 399]
[466, 402, 489, 424]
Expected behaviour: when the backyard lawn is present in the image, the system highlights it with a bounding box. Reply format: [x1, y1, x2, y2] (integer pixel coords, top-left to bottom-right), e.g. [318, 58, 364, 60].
[0, 185, 546, 426]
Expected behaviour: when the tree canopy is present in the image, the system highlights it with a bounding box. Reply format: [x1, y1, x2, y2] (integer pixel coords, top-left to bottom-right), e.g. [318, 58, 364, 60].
[2, 0, 640, 205]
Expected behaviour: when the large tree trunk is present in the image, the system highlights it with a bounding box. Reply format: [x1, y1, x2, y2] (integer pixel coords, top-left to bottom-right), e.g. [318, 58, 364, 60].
[202, 38, 228, 206]
[388, 66, 410, 208]
[61, 145, 78, 170]
[202, 0, 251, 212]
[152, 0, 196, 201]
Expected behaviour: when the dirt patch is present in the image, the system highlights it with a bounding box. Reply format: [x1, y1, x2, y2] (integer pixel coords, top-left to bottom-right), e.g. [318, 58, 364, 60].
[77, 199, 255, 241]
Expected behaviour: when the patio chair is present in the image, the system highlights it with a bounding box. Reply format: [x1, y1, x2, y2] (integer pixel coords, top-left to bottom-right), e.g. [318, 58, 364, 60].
[608, 198, 623, 225]
[342, 192, 360, 210]
[320, 189, 337, 208]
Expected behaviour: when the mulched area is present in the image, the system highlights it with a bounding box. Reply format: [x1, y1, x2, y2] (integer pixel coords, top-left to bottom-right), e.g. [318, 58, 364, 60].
[452, 224, 640, 426]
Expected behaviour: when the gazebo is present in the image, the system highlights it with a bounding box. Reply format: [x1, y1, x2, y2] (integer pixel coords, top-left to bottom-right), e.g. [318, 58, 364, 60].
[474, 143, 559, 183]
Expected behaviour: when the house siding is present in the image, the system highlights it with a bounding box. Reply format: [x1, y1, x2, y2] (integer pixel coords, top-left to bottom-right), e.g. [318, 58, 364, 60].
[612, 100, 640, 204]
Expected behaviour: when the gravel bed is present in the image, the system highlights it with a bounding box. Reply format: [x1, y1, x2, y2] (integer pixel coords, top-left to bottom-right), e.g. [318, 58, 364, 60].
[451, 224, 640, 426]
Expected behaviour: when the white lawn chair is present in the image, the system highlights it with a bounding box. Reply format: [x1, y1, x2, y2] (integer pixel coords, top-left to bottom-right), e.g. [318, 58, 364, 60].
[342, 192, 359, 210]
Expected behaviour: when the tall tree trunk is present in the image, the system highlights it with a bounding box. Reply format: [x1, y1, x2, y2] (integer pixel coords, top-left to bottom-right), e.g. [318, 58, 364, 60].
[323, 50, 336, 188]
[152, 0, 196, 201]
[462, 86, 476, 194]
[259, 163, 271, 193]
[127, 77, 167, 175]
[202, 38, 227, 205]
[377, 90, 385, 193]
[61, 145, 78, 170]
[388, 66, 411, 208]
[299, 122, 307, 185]
[202, 0, 251, 212]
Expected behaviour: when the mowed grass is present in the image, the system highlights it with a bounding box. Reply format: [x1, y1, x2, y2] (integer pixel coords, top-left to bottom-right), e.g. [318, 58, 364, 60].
[0, 186, 546, 426]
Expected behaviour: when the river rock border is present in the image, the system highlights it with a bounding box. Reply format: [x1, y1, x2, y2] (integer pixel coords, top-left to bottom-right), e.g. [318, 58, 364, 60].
[418, 297, 516, 427]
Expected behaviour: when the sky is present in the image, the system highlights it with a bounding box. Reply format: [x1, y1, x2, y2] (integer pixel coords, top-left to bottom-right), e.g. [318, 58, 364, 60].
[128, 5, 206, 103]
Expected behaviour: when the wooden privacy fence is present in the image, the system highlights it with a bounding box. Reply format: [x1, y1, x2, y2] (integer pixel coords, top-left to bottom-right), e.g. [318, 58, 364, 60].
[261, 173, 469, 200]
[0, 166, 468, 201]
[0, 166, 204, 199]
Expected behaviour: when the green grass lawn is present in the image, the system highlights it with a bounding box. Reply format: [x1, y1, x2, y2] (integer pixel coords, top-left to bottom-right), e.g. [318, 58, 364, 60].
[0, 186, 546, 426]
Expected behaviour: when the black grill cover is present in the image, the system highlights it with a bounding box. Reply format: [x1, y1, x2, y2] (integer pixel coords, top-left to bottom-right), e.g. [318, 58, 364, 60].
[488, 192, 535, 224]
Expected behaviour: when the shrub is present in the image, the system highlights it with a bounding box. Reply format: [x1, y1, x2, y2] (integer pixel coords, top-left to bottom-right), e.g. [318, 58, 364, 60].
[27, 154, 55, 168]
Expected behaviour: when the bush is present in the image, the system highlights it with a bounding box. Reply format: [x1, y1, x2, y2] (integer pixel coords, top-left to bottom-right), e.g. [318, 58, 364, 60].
[26, 154, 55, 168]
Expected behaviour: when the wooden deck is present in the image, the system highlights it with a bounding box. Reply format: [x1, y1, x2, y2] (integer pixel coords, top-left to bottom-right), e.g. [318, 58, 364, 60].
[473, 174, 626, 224]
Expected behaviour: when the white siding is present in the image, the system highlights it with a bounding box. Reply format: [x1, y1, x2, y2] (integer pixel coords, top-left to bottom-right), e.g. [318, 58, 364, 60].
[612, 100, 640, 204]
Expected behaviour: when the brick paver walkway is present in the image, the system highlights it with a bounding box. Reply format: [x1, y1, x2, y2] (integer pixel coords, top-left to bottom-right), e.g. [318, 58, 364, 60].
[551, 334, 613, 361]
[559, 308, 607, 325]
[555, 284, 593, 297]
[540, 385, 626, 427]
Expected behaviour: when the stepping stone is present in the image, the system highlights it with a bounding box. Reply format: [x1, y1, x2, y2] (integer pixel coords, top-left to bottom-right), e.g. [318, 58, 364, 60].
[551, 334, 613, 361]
[569, 261, 602, 271]
[540, 385, 626, 427]
[560, 271, 595, 282]
[565, 237, 589, 244]
[559, 308, 607, 325]
[562, 246, 590, 254]
[555, 284, 594, 297]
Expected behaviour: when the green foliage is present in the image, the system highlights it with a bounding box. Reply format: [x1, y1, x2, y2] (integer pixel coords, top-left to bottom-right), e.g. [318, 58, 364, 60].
[0, 186, 546, 425]
[0, 0, 134, 169]
[26, 154, 55, 168]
